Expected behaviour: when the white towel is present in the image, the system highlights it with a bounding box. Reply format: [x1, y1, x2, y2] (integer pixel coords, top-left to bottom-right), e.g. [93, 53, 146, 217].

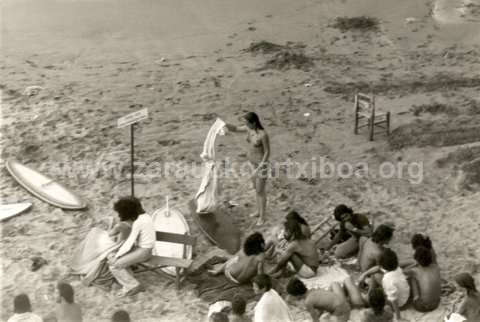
[254, 289, 293, 322]
[299, 265, 350, 290]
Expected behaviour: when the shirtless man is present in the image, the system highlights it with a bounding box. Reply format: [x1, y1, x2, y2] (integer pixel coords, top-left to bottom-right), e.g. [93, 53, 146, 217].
[286, 278, 350, 322]
[404, 246, 441, 312]
[209, 232, 266, 284]
[358, 224, 394, 272]
[269, 220, 319, 278]
[56, 282, 82, 322]
[454, 273, 480, 322]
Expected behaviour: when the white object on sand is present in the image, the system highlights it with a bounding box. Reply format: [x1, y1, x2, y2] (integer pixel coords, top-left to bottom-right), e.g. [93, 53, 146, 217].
[304, 112, 311, 117]
[299, 265, 350, 290]
[0, 202, 32, 221]
[445, 313, 467, 322]
[23, 86, 43, 96]
[304, 83, 312, 87]
[405, 17, 418, 24]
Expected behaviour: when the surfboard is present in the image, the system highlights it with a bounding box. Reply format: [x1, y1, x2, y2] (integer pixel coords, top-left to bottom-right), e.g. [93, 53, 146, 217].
[0, 202, 32, 222]
[189, 200, 241, 255]
[5, 160, 87, 210]
[152, 206, 193, 276]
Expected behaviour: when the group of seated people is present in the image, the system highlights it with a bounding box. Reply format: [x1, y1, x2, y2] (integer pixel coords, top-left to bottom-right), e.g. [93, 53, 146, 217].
[7, 282, 132, 322]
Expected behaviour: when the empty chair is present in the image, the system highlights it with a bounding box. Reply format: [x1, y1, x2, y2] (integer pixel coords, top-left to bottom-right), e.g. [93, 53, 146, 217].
[354, 92, 390, 141]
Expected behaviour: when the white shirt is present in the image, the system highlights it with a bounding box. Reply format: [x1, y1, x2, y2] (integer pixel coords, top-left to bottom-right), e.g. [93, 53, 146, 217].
[254, 289, 293, 322]
[382, 267, 410, 307]
[7, 312, 43, 322]
[115, 213, 155, 258]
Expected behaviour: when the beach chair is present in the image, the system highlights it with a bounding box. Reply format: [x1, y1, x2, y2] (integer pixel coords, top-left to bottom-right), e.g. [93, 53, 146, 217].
[136, 232, 196, 290]
[353, 92, 390, 141]
[312, 216, 338, 246]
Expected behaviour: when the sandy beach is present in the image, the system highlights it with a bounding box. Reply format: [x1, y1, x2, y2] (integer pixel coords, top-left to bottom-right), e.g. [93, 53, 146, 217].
[2, 0, 480, 321]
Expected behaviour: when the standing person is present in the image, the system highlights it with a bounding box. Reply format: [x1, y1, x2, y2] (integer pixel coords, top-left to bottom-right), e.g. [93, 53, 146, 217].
[454, 273, 480, 322]
[226, 112, 270, 226]
[108, 196, 155, 297]
[253, 274, 292, 322]
[7, 294, 42, 322]
[111, 310, 131, 322]
[55, 282, 82, 322]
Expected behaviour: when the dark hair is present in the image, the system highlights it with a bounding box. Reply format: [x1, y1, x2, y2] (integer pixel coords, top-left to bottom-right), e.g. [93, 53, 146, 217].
[286, 211, 308, 226]
[244, 112, 264, 130]
[13, 294, 32, 314]
[57, 282, 74, 304]
[113, 196, 145, 222]
[112, 310, 131, 322]
[333, 204, 353, 221]
[379, 248, 398, 271]
[368, 288, 386, 315]
[371, 225, 394, 244]
[253, 274, 272, 291]
[284, 219, 305, 240]
[286, 278, 308, 297]
[455, 273, 477, 294]
[243, 232, 265, 256]
[411, 234, 432, 250]
[210, 312, 229, 322]
[231, 295, 246, 315]
[414, 246, 433, 267]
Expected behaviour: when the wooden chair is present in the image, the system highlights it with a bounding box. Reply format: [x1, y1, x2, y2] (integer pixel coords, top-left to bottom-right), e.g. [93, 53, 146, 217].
[353, 93, 390, 141]
[136, 231, 196, 290]
[312, 216, 338, 246]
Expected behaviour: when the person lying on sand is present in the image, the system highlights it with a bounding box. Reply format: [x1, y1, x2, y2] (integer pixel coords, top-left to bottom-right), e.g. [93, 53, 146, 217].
[403, 246, 441, 312]
[358, 249, 410, 321]
[401, 233, 437, 268]
[357, 224, 394, 272]
[209, 232, 266, 284]
[268, 220, 319, 279]
[358, 288, 393, 322]
[111, 310, 131, 322]
[229, 296, 251, 322]
[253, 274, 292, 322]
[55, 282, 82, 322]
[326, 205, 372, 259]
[286, 278, 350, 322]
[225, 112, 270, 226]
[108, 197, 155, 297]
[7, 294, 42, 322]
[454, 273, 480, 322]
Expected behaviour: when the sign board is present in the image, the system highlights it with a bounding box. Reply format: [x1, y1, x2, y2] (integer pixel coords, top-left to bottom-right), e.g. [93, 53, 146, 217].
[117, 108, 149, 128]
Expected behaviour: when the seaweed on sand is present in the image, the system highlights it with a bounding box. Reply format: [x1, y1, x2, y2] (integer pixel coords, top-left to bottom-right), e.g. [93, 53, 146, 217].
[332, 16, 379, 32]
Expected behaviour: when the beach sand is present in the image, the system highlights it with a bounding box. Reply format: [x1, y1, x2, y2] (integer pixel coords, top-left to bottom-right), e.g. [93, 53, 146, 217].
[1, 0, 480, 321]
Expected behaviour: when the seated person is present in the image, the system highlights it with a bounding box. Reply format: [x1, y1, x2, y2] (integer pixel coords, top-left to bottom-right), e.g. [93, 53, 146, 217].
[287, 278, 350, 322]
[7, 294, 42, 322]
[108, 197, 155, 297]
[401, 233, 438, 268]
[404, 247, 441, 312]
[326, 205, 372, 259]
[111, 310, 131, 322]
[358, 288, 393, 322]
[286, 210, 311, 238]
[56, 282, 83, 322]
[454, 273, 480, 322]
[253, 274, 292, 322]
[209, 233, 266, 284]
[230, 296, 251, 322]
[268, 220, 319, 278]
[357, 224, 394, 272]
[358, 249, 410, 321]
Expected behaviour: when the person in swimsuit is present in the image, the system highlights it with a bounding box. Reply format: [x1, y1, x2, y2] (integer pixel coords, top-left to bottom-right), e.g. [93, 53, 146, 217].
[454, 273, 480, 322]
[226, 112, 270, 226]
[287, 278, 351, 322]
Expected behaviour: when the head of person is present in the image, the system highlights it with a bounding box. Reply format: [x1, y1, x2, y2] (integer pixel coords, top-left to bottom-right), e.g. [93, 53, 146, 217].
[333, 204, 353, 222]
[253, 274, 272, 295]
[13, 294, 32, 314]
[368, 288, 387, 316]
[113, 196, 145, 222]
[286, 210, 308, 226]
[57, 282, 75, 304]
[243, 112, 264, 131]
[286, 278, 308, 298]
[371, 224, 394, 245]
[411, 234, 432, 250]
[111, 310, 131, 322]
[231, 296, 246, 316]
[414, 246, 433, 267]
[379, 248, 398, 272]
[455, 273, 478, 295]
[283, 219, 305, 241]
[243, 232, 265, 256]
[210, 312, 229, 322]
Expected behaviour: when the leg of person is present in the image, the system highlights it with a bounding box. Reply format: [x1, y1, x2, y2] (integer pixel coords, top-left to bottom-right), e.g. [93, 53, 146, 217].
[255, 176, 267, 226]
[344, 276, 366, 308]
[334, 236, 359, 259]
[330, 282, 351, 322]
[114, 247, 152, 268]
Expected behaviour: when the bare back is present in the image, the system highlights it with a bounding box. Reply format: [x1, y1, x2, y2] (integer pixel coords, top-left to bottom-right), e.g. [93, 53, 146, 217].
[358, 238, 383, 272]
[412, 265, 441, 309]
[292, 239, 320, 270]
[56, 303, 82, 322]
[230, 252, 264, 283]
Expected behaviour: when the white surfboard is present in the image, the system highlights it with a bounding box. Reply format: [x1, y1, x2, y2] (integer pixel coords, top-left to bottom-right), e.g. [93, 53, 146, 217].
[6, 160, 87, 210]
[152, 206, 193, 276]
[0, 202, 32, 222]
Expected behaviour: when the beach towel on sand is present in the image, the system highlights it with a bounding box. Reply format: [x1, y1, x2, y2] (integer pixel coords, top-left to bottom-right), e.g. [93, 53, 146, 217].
[299, 265, 350, 290]
[195, 118, 227, 213]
